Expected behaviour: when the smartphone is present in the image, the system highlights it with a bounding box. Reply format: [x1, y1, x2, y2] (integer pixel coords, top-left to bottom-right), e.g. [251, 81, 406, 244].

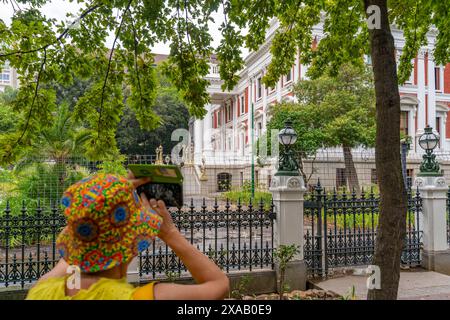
[128, 164, 184, 208]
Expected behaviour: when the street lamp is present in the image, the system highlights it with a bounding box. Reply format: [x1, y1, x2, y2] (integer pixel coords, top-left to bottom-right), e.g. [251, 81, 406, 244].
[418, 125, 441, 176]
[275, 120, 299, 176]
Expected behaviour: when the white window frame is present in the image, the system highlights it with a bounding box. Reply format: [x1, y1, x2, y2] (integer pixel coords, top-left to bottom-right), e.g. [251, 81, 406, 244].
[257, 77, 262, 100]
[284, 68, 292, 84]
[435, 66, 444, 92]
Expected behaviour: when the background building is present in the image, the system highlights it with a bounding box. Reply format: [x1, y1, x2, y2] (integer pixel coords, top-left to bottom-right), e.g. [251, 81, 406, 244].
[0, 61, 18, 92]
[187, 19, 450, 194]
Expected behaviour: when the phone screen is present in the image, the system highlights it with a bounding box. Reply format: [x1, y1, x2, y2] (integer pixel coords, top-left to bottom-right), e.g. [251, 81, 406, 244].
[136, 183, 183, 209]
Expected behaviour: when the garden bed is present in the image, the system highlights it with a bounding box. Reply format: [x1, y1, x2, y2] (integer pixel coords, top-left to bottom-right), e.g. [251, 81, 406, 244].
[227, 289, 342, 300]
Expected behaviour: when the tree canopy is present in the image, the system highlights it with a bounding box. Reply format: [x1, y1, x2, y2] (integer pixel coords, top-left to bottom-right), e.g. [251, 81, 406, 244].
[266, 63, 375, 188]
[0, 1, 448, 164]
[116, 72, 190, 155]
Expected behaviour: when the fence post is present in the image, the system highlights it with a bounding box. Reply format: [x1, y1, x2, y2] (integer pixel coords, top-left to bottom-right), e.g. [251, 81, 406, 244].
[269, 174, 307, 291]
[415, 175, 450, 274]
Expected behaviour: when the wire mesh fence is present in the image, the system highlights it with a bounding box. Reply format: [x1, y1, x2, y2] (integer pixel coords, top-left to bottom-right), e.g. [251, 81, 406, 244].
[4, 147, 450, 210]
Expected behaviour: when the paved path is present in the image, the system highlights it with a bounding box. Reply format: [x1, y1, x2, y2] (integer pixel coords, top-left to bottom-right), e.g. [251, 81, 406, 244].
[314, 270, 450, 300]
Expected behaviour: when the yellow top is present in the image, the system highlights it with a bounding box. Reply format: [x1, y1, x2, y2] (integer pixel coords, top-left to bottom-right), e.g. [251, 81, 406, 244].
[26, 277, 155, 300]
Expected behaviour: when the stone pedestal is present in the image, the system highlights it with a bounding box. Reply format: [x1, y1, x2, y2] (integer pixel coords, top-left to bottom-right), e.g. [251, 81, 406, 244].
[415, 175, 450, 274]
[269, 174, 307, 290]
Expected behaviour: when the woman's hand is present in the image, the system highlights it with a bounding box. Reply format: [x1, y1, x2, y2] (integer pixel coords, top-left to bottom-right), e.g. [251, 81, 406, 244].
[127, 170, 151, 189]
[140, 193, 180, 243]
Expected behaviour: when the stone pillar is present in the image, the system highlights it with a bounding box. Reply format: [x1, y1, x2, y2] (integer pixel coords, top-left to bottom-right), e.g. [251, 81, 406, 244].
[415, 175, 450, 274]
[269, 175, 307, 291]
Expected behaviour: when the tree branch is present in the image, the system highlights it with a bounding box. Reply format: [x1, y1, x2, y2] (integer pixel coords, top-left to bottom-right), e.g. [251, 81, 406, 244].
[5, 47, 48, 160]
[0, 3, 101, 58]
[97, 0, 133, 137]
[129, 10, 144, 109]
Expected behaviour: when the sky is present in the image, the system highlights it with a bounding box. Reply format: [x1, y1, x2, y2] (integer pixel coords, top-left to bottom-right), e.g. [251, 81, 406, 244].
[0, 0, 243, 56]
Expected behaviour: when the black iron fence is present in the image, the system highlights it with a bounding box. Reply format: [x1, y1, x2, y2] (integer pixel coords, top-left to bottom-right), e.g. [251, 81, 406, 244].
[447, 187, 450, 245]
[139, 198, 275, 280]
[0, 198, 275, 288]
[1, 182, 432, 289]
[304, 182, 423, 277]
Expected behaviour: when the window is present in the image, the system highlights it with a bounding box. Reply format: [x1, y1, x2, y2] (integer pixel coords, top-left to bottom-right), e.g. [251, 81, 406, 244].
[240, 95, 245, 114]
[257, 122, 262, 138]
[268, 174, 272, 188]
[436, 117, 441, 147]
[217, 110, 222, 126]
[255, 170, 259, 187]
[217, 173, 232, 192]
[406, 169, 414, 189]
[435, 67, 441, 91]
[400, 111, 409, 136]
[371, 169, 377, 185]
[257, 77, 262, 99]
[225, 104, 232, 122]
[336, 168, 347, 189]
[240, 172, 244, 187]
[285, 69, 292, 83]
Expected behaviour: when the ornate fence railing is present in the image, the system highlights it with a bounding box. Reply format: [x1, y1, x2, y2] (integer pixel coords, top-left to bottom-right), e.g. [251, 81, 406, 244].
[304, 183, 423, 277]
[138, 199, 276, 280]
[447, 187, 450, 245]
[0, 199, 275, 289]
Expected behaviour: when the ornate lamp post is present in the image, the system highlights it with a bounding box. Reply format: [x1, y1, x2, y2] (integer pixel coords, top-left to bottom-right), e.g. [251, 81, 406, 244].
[418, 125, 441, 176]
[275, 120, 299, 176]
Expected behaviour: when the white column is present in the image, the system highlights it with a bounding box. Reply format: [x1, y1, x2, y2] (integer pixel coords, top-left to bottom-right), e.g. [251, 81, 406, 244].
[194, 117, 203, 164]
[276, 79, 282, 103]
[416, 49, 427, 150]
[248, 78, 254, 163]
[300, 63, 309, 80]
[408, 108, 416, 152]
[439, 116, 445, 149]
[427, 53, 437, 129]
[294, 52, 300, 83]
[262, 70, 268, 133]
[232, 97, 237, 155]
[202, 104, 214, 159]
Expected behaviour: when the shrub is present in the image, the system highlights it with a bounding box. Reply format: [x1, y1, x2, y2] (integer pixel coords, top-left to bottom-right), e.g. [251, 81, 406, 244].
[221, 180, 272, 209]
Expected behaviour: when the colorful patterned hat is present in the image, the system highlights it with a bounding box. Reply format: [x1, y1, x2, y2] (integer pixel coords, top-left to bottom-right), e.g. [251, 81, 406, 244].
[56, 173, 162, 273]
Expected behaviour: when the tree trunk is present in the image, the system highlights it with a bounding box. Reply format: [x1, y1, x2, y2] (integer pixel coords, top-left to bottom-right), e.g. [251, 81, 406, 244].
[342, 145, 360, 193]
[297, 153, 308, 186]
[364, 0, 408, 300]
[279, 268, 285, 300]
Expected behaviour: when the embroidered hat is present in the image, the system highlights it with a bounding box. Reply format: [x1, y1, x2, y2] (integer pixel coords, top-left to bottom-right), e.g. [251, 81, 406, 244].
[56, 173, 162, 273]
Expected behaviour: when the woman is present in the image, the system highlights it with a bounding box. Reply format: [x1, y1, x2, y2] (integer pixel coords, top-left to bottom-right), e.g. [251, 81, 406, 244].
[26, 172, 229, 300]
